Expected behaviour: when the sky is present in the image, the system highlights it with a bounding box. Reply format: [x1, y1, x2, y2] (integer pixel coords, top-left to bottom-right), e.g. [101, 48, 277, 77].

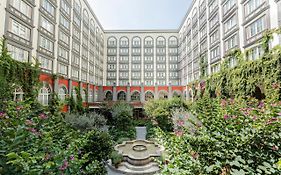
[89, 0, 192, 30]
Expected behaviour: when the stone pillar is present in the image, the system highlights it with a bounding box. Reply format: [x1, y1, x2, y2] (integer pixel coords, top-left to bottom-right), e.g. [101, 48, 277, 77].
[68, 79, 72, 95]
[87, 83, 90, 103]
[97, 86, 103, 102]
[141, 83, 145, 103]
[113, 82, 117, 101]
[126, 82, 131, 102]
[68, 79, 72, 112]
[155, 83, 159, 100]
[168, 82, 172, 99]
[53, 76, 59, 94]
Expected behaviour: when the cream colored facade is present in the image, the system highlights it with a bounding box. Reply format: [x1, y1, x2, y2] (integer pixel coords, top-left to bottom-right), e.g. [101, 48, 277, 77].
[0, 0, 280, 89]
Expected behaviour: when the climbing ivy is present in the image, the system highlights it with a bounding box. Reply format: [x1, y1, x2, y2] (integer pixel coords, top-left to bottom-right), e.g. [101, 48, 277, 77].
[0, 39, 40, 109]
[188, 28, 281, 102]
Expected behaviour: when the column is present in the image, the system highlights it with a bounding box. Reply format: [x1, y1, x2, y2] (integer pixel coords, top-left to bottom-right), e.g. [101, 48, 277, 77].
[141, 83, 145, 103]
[53, 76, 59, 94]
[97, 86, 103, 102]
[155, 83, 159, 100]
[113, 82, 117, 101]
[126, 82, 131, 102]
[168, 82, 172, 99]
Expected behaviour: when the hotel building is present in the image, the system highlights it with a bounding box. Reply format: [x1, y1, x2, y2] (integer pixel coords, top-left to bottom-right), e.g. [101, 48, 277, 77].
[0, 0, 280, 108]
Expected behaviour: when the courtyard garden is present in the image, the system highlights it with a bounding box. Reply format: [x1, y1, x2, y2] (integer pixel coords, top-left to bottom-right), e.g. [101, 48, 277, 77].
[0, 29, 281, 175]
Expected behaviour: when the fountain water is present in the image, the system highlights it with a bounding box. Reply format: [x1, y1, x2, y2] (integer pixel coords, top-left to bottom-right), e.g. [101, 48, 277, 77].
[108, 127, 164, 174]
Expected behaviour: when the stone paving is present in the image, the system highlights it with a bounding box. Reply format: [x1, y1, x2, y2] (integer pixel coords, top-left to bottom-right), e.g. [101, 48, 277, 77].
[107, 126, 147, 175]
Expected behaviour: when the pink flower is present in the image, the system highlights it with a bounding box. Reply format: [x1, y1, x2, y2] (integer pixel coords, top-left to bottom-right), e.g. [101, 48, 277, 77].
[272, 145, 279, 151]
[223, 115, 229, 120]
[271, 103, 278, 107]
[177, 120, 185, 126]
[25, 119, 34, 126]
[59, 160, 69, 171]
[252, 116, 257, 121]
[232, 115, 238, 119]
[220, 99, 227, 107]
[277, 112, 281, 116]
[69, 155, 74, 161]
[39, 113, 48, 120]
[175, 130, 183, 137]
[0, 112, 5, 118]
[258, 101, 264, 108]
[27, 128, 37, 134]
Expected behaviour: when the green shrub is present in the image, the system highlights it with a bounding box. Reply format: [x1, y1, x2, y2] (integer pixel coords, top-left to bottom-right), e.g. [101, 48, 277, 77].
[111, 102, 133, 130]
[144, 98, 188, 131]
[65, 112, 107, 132]
[110, 151, 123, 168]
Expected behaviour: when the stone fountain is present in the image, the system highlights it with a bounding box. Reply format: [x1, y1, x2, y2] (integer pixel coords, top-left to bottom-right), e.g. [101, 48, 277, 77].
[113, 139, 164, 174]
[107, 127, 164, 175]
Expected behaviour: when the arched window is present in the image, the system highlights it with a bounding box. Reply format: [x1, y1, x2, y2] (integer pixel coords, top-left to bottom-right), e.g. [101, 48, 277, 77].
[88, 89, 94, 103]
[144, 36, 154, 47]
[72, 87, 77, 101]
[132, 36, 141, 47]
[169, 36, 178, 46]
[117, 91, 126, 101]
[108, 37, 117, 47]
[131, 91, 140, 101]
[90, 19, 95, 33]
[159, 91, 168, 99]
[145, 91, 154, 101]
[14, 87, 24, 101]
[82, 89, 87, 102]
[105, 91, 113, 101]
[83, 9, 89, 25]
[120, 37, 129, 47]
[58, 86, 68, 101]
[74, 0, 81, 14]
[38, 84, 51, 105]
[173, 91, 182, 98]
[156, 36, 166, 46]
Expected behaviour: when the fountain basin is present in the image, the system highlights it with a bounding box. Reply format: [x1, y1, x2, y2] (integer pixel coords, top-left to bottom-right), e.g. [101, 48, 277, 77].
[114, 140, 164, 166]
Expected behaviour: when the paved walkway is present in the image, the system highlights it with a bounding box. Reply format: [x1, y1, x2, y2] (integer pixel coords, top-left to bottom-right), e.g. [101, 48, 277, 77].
[107, 127, 147, 175]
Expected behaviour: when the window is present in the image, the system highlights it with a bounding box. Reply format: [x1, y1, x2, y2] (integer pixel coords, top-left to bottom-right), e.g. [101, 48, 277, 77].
[72, 41, 80, 53]
[120, 72, 128, 78]
[74, 0, 81, 14]
[14, 87, 24, 101]
[247, 45, 264, 60]
[144, 64, 153, 70]
[88, 90, 94, 102]
[246, 16, 266, 39]
[107, 56, 116, 62]
[39, 35, 54, 52]
[72, 88, 77, 101]
[58, 86, 67, 101]
[131, 91, 140, 101]
[159, 91, 168, 99]
[73, 26, 81, 40]
[119, 64, 128, 70]
[11, 0, 32, 18]
[72, 54, 80, 66]
[157, 72, 166, 78]
[41, 16, 54, 33]
[38, 55, 52, 71]
[169, 56, 178, 61]
[105, 91, 113, 101]
[117, 91, 126, 101]
[120, 56, 129, 62]
[58, 46, 69, 61]
[210, 14, 219, 29]
[245, 0, 264, 16]
[60, 14, 70, 29]
[210, 30, 219, 44]
[145, 80, 154, 86]
[223, 0, 236, 15]
[58, 63, 68, 75]
[42, 0, 55, 16]
[38, 84, 51, 105]
[132, 64, 141, 70]
[72, 68, 79, 79]
[225, 34, 238, 51]
[59, 30, 69, 44]
[224, 15, 237, 33]
[7, 44, 29, 62]
[82, 89, 86, 102]
[211, 63, 220, 74]
[145, 56, 153, 61]
[145, 91, 154, 101]
[209, 0, 218, 14]
[107, 64, 116, 70]
[73, 14, 81, 27]
[132, 56, 141, 62]
[10, 19, 31, 40]
[210, 46, 220, 61]
[60, 0, 70, 15]
[132, 80, 141, 86]
[132, 72, 141, 78]
[107, 72, 116, 78]
[81, 71, 87, 81]
[145, 72, 153, 78]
